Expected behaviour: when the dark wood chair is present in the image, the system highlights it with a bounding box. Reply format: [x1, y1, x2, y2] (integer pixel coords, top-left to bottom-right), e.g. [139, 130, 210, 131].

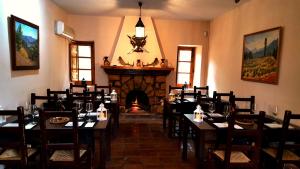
[169, 90, 200, 137]
[47, 89, 70, 110]
[70, 83, 87, 94]
[194, 85, 209, 97]
[168, 85, 184, 94]
[197, 92, 217, 112]
[213, 91, 234, 114]
[230, 95, 255, 114]
[39, 109, 92, 169]
[208, 111, 265, 169]
[31, 93, 58, 110]
[94, 84, 111, 94]
[47, 89, 70, 99]
[0, 106, 37, 169]
[262, 111, 300, 169]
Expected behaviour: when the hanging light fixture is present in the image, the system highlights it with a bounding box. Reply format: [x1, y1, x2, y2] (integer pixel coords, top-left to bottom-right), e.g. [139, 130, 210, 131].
[127, 1, 148, 53]
[135, 1, 144, 38]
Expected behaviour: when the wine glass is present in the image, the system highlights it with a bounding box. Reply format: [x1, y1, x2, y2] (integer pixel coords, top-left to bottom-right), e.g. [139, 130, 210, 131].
[74, 101, 83, 113]
[86, 102, 93, 122]
[31, 104, 39, 124]
[208, 102, 215, 114]
[24, 102, 31, 120]
[223, 104, 231, 120]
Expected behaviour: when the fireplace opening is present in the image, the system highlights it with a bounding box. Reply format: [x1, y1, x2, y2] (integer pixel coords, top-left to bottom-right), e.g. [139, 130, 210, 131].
[125, 90, 150, 113]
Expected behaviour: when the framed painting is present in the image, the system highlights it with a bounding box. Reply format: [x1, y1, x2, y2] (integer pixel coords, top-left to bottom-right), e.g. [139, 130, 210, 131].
[241, 27, 281, 84]
[10, 15, 39, 70]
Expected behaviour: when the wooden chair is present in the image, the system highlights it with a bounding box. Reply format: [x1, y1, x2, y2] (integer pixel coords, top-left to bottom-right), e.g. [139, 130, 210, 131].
[47, 89, 70, 99]
[31, 93, 58, 110]
[70, 83, 87, 94]
[39, 109, 91, 169]
[230, 95, 255, 114]
[194, 85, 209, 97]
[262, 111, 300, 169]
[169, 90, 199, 137]
[47, 89, 70, 110]
[213, 91, 234, 114]
[197, 92, 217, 112]
[0, 106, 37, 168]
[94, 84, 111, 94]
[208, 111, 265, 169]
[168, 85, 184, 94]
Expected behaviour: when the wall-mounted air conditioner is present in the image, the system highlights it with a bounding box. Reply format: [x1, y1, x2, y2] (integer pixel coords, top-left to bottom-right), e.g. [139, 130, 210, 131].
[55, 20, 75, 39]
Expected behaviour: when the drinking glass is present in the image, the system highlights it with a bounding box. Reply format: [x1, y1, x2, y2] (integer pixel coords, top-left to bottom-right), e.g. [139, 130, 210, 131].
[86, 102, 93, 122]
[223, 104, 231, 120]
[24, 102, 31, 120]
[74, 101, 83, 113]
[31, 104, 39, 124]
[208, 102, 215, 114]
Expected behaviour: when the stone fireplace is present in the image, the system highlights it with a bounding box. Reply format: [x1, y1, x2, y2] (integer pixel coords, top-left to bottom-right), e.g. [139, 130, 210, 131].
[102, 66, 173, 114]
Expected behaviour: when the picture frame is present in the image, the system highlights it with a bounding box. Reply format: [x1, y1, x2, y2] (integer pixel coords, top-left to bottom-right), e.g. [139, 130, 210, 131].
[241, 27, 281, 84]
[10, 15, 39, 70]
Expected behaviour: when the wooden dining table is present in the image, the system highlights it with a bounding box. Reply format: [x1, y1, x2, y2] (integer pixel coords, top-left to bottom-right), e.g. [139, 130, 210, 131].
[181, 113, 289, 162]
[22, 113, 112, 169]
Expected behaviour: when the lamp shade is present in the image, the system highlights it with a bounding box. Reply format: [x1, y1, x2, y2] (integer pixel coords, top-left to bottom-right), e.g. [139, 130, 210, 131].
[135, 17, 144, 38]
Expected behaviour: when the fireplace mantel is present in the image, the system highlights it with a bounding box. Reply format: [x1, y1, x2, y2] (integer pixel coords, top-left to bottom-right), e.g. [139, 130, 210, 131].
[101, 65, 174, 76]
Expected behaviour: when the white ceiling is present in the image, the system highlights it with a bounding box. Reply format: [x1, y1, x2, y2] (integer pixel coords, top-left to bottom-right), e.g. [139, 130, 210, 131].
[51, 0, 250, 20]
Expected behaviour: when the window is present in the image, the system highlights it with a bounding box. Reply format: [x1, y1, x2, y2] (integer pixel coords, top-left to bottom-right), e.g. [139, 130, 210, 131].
[69, 41, 95, 85]
[176, 46, 195, 87]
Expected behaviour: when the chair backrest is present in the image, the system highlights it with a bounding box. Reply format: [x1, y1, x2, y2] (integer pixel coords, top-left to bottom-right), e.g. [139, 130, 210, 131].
[276, 111, 300, 167]
[176, 90, 199, 114]
[47, 88, 70, 99]
[70, 83, 87, 94]
[168, 85, 184, 94]
[39, 109, 80, 167]
[230, 95, 255, 114]
[0, 106, 27, 167]
[180, 90, 199, 100]
[94, 84, 111, 94]
[31, 93, 58, 110]
[194, 85, 209, 97]
[197, 92, 217, 112]
[213, 91, 234, 114]
[224, 111, 265, 168]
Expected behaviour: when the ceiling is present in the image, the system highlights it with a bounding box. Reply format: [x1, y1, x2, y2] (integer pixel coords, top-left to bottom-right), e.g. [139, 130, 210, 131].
[51, 0, 250, 20]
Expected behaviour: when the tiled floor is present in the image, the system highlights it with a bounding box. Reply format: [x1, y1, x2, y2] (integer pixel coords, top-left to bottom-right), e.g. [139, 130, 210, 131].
[106, 117, 198, 169]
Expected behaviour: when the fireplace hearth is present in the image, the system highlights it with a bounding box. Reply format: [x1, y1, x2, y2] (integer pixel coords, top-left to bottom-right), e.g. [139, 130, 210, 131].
[126, 90, 150, 113]
[101, 66, 173, 114]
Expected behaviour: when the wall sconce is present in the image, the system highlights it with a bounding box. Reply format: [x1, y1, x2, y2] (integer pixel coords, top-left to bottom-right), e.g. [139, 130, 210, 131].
[128, 1, 148, 53]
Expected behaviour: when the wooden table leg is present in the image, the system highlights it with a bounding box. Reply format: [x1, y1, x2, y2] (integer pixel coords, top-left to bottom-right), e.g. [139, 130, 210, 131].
[182, 117, 188, 160]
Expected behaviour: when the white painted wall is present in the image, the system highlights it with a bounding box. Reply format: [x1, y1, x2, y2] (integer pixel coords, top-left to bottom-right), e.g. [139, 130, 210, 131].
[208, 0, 300, 118]
[0, 0, 69, 109]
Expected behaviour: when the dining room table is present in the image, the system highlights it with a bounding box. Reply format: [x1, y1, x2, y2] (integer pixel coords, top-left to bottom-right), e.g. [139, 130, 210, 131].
[181, 112, 294, 163]
[4, 112, 112, 169]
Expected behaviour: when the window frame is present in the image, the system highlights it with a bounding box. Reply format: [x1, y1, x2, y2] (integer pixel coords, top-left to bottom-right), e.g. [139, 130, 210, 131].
[69, 41, 95, 85]
[176, 46, 195, 87]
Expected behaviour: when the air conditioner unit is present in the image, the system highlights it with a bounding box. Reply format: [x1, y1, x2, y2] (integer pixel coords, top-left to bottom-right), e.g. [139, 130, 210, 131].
[55, 20, 75, 39]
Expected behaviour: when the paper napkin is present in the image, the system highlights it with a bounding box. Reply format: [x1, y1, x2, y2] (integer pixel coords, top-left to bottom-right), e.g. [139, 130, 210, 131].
[85, 122, 95, 128]
[25, 123, 36, 129]
[2, 123, 18, 127]
[65, 122, 84, 127]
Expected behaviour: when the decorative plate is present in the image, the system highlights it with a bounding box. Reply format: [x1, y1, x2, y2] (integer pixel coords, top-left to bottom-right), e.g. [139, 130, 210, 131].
[49, 117, 70, 124]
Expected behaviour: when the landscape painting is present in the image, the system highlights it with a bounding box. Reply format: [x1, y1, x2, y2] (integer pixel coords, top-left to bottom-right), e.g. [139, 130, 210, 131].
[10, 15, 39, 70]
[241, 27, 281, 84]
